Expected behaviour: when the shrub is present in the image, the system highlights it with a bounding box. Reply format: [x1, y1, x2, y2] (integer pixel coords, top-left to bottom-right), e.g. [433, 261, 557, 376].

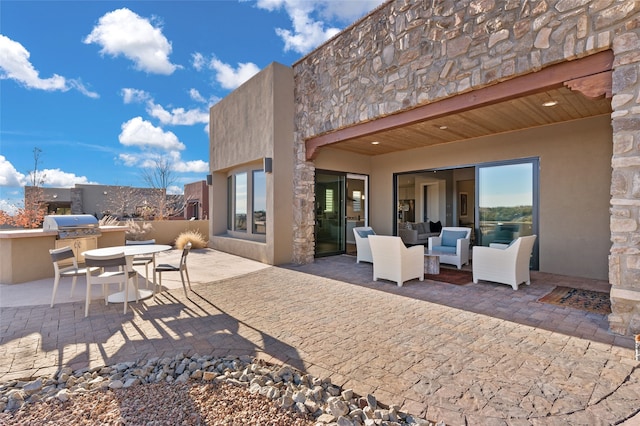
[175, 230, 208, 249]
[125, 219, 153, 241]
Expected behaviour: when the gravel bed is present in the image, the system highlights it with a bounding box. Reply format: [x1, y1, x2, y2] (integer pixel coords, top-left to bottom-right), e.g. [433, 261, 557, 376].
[0, 381, 315, 425]
[0, 354, 437, 426]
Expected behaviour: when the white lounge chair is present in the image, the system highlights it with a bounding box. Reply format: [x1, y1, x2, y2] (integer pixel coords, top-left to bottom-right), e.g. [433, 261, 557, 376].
[428, 227, 472, 269]
[353, 226, 375, 264]
[369, 235, 424, 287]
[472, 235, 537, 290]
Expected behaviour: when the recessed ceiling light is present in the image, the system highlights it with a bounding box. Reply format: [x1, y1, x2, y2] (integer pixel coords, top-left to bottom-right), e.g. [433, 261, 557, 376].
[542, 101, 558, 107]
[371, 141, 380, 145]
[439, 125, 448, 130]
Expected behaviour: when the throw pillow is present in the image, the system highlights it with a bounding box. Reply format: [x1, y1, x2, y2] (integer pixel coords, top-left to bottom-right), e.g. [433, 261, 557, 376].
[416, 222, 427, 234]
[429, 220, 442, 233]
[441, 230, 468, 247]
[356, 229, 375, 238]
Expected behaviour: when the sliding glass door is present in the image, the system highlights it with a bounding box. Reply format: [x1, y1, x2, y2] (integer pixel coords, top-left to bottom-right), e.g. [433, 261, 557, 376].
[315, 171, 346, 256]
[315, 171, 368, 257]
[477, 159, 538, 269]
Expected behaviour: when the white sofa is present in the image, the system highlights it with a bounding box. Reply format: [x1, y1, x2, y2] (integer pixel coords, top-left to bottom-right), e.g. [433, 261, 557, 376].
[472, 235, 537, 290]
[368, 235, 424, 287]
[428, 227, 472, 269]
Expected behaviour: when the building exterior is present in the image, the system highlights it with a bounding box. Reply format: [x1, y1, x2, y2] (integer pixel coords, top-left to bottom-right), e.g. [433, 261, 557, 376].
[184, 180, 209, 220]
[209, 1, 640, 335]
[28, 184, 170, 219]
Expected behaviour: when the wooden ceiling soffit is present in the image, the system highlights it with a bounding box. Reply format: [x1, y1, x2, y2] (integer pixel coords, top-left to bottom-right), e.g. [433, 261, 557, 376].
[305, 50, 614, 160]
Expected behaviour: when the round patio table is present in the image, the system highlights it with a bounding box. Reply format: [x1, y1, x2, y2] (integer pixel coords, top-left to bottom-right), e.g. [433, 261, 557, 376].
[82, 244, 172, 302]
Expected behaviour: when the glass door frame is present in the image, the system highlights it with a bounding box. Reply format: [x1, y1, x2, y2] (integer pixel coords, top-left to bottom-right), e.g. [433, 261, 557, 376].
[314, 170, 369, 258]
[476, 157, 539, 270]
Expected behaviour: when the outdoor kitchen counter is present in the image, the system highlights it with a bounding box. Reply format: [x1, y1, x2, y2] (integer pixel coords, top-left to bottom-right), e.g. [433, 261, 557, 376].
[0, 226, 126, 284]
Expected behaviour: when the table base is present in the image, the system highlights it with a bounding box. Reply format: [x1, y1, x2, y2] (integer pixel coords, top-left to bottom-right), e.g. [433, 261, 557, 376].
[424, 255, 440, 275]
[108, 288, 154, 303]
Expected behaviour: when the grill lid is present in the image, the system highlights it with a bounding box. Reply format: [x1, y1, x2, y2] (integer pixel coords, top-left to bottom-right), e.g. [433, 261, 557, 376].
[43, 214, 99, 230]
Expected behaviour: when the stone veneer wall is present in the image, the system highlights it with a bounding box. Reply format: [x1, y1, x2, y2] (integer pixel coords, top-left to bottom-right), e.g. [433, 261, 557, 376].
[291, 0, 640, 335]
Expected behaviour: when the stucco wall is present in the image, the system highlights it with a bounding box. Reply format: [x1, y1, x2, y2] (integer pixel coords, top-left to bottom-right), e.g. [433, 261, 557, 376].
[132, 220, 209, 246]
[209, 62, 294, 264]
[0, 227, 126, 284]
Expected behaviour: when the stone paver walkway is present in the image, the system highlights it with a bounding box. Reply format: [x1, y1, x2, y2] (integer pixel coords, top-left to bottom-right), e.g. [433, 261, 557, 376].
[1, 252, 639, 424]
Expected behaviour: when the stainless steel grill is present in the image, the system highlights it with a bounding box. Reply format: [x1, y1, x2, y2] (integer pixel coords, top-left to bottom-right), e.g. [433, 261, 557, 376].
[43, 214, 102, 239]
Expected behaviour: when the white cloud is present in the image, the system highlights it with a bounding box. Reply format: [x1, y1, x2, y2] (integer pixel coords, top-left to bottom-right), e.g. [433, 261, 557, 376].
[189, 88, 205, 103]
[0, 35, 99, 97]
[255, 0, 385, 54]
[84, 8, 179, 75]
[173, 159, 209, 173]
[317, 0, 385, 22]
[121, 88, 212, 125]
[146, 103, 209, 126]
[118, 153, 140, 167]
[0, 198, 20, 215]
[119, 117, 186, 151]
[0, 156, 95, 193]
[122, 88, 151, 104]
[191, 52, 205, 71]
[0, 156, 26, 187]
[118, 151, 208, 175]
[39, 168, 97, 187]
[166, 185, 183, 195]
[209, 58, 260, 90]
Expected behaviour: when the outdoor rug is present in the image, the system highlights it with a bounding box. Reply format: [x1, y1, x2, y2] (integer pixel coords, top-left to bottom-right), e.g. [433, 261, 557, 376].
[538, 286, 611, 315]
[425, 268, 473, 285]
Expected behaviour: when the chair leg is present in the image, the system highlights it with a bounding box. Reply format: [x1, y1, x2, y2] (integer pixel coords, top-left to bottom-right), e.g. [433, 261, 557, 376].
[156, 272, 162, 296]
[185, 268, 192, 291]
[123, 277, 128, 314]
[85, 280, 91, 317]
[134, 274, 139, 302]
[143, 263, 150, 288]
[70, 276, 77, 297]
[51, 276, 60, 308]
[180, 271, 188, 298]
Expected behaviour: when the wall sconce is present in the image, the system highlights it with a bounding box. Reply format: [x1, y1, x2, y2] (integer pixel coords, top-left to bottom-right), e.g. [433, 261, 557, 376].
[263, 157, 273, 174]
[206, 174, 213, 186]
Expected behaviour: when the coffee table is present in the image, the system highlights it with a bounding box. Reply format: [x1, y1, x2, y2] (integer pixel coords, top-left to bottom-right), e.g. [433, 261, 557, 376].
[424, 249, 449, 275]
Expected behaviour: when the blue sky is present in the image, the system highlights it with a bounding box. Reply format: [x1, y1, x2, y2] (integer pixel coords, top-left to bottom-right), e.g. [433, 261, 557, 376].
[0, 0, 384, 213]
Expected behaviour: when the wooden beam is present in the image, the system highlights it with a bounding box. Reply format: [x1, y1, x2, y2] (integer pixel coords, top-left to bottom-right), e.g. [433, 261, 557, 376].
[564, 71, 613, 99]
[305, 50, 614, 160]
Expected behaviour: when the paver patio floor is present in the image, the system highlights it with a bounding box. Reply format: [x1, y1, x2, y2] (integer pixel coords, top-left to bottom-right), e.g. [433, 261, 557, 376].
[1, 250, 638, 424]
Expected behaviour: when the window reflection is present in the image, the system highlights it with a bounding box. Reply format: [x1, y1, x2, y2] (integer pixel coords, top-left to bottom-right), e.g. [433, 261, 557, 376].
[253, 171, 266, 234]
[478, 163, 533, 246]
[235, 172, 247, 231]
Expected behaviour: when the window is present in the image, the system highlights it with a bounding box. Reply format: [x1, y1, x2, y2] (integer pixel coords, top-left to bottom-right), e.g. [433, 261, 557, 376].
[253, 171, 266, 234]
[227, 176, 232, 230]
[235, 172, 247, 231]
[352, 190, 361, 212]
[227, 169, 267, 237]
[325, 189, 334, 212]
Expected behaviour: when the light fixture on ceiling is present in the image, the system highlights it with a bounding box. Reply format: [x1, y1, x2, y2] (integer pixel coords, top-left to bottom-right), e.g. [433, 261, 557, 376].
[542, 100, 558, 107]
[439, 125, 448, 130]
[52, 194, 58, 199]
[371, 141, 380, 145]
